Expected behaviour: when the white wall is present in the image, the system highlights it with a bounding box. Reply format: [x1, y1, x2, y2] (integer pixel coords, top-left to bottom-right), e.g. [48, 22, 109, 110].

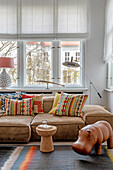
[85, 0, 106, 105]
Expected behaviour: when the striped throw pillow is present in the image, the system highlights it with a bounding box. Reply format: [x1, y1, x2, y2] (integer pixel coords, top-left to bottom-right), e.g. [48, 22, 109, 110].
[54, 92, 88, 117]
[0, 92, 25, 111]
[5, 99, 18, 116]
[17, 98, 34, 116]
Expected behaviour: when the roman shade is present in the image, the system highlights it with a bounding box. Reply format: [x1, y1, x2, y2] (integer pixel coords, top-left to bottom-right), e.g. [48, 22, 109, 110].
[0, 0, 89, 39]
[21, 0, 54, 34]
[0, 0, 17, 34]
[104, 0, 113, 60]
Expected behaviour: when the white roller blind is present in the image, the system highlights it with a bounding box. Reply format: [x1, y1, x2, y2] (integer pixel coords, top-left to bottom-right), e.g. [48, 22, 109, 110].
[0, 0, 17, 34]
[21, 0, 54, 34]
[58, 0, 88, 33]
[104, 0, 113, 59]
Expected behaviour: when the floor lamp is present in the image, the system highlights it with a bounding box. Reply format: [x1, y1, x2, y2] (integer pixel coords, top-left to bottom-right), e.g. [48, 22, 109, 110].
[62, 61, 102, 104]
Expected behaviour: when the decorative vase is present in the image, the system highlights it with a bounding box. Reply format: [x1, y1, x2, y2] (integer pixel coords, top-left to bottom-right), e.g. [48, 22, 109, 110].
[0, 69, 11, 88]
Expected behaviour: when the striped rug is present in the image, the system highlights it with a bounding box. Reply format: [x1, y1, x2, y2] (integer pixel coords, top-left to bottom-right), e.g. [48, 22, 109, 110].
[0, 145, 113, 170]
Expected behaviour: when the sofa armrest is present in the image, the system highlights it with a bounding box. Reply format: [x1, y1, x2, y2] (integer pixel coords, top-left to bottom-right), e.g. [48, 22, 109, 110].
[82, 105, 113, 129]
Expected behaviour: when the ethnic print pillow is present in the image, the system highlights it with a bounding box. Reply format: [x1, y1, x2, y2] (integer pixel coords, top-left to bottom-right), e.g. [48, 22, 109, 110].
[17, 98, 34, 116]
[5, 98, 34, 116]
[0, 92, 25, 111]
[53, 93, 88, 117]
[5, 99, 18, 116]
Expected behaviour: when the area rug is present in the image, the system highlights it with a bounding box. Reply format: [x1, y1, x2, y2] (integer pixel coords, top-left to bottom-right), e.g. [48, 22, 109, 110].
[0, 145, 113, 170]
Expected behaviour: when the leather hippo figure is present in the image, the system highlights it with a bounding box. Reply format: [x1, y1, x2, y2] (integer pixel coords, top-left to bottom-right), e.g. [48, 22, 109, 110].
[72, 121, 113, 155]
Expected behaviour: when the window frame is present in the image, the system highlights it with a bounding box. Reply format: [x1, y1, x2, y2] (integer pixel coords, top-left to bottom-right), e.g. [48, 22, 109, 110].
[0, 39, 85, 89]
[18, 39, 85, 89]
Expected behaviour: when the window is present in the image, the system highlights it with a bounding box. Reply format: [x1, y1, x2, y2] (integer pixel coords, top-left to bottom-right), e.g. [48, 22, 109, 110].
[0, 41, 17, 86]
[22, 40, 82, 87]
[0, 0, 88, 89]
[61, 41, 81, 85]
[0, 40, 83, 88]
[107, 61, 113, 88]
[26, 41, 51, 85]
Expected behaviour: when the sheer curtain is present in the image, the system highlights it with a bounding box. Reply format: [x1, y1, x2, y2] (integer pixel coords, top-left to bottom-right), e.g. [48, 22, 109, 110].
[0, 0, 89, 38]
[104, 0, 113, 60]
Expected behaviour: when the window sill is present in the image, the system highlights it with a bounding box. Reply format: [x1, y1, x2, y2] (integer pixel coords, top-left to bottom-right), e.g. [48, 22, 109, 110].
[105, 88, 113, 92]
[0, 87, 88, 93]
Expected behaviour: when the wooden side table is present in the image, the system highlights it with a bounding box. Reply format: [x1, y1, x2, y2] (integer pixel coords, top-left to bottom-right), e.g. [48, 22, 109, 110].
[36, 125, 57, 152]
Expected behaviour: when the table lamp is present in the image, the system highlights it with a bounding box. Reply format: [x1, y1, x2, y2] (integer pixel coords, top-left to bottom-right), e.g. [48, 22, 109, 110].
[62, 61, 102, 104]
[0, 57, 14, 88]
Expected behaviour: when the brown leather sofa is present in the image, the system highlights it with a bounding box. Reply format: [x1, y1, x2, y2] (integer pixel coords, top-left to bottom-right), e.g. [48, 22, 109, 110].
[0, 96, 113, 143]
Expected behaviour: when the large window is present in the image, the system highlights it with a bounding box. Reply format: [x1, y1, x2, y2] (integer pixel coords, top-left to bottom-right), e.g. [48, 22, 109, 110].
[0, 0, 88, 89]
[25, 40, 82, 87]
[0, 40, 83, 88]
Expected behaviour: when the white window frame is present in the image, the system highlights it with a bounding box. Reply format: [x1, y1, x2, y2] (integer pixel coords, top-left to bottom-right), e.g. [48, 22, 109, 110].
[0, 39, 85, 89]
[16, 39, 85, 89]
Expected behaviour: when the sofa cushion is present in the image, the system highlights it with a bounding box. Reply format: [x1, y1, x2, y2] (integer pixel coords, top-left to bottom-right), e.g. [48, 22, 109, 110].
[17, 98, 34, 116]
[49, 93, 61, 114]
[0, 93, 24, 110]
[5, 99, 18, 115]
[22, 94, 43, 114]
[43, 96, 54, 113]
[0, 115, 34, 143]
[82, 105, 113, 128]
[54, 92, 88, 117]
[31, 113, 85, 141]
[0, 99, 2, 109]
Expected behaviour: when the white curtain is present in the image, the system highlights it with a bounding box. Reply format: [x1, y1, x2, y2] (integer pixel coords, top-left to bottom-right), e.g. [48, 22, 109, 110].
[0, 0, 17, 34]
[104, 0, 113, 60]
[0, 0, 89, 38]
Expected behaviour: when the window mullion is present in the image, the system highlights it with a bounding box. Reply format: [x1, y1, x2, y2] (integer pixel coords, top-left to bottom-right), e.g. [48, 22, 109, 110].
[56, 40, 61, 84]
[51, 40, 57, 84]
[18, 41, 25, 88]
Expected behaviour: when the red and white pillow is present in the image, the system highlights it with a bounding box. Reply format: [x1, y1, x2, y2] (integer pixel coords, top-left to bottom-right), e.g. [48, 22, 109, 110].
[22, 94, 43, 114]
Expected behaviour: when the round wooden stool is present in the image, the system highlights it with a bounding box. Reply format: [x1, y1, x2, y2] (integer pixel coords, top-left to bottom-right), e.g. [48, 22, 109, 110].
[36, 125, 57, 152]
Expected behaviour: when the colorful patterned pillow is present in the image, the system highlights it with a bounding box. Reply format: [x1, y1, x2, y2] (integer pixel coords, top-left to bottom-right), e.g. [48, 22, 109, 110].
[0, 93, 25, 111]
[22, 94, 35, 99]
[33, 94, 43, 114]
[54, 92, 88, 117]
[0, 99, 2, 109]
[17, 98, 34, 116]
[5, 98, 18, 116]
[22, 94, 43, 114]
[49, 93, 61, 114]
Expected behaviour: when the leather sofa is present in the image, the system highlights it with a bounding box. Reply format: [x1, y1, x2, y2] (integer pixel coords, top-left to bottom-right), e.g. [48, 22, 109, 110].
[0, 96, 113, 143]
